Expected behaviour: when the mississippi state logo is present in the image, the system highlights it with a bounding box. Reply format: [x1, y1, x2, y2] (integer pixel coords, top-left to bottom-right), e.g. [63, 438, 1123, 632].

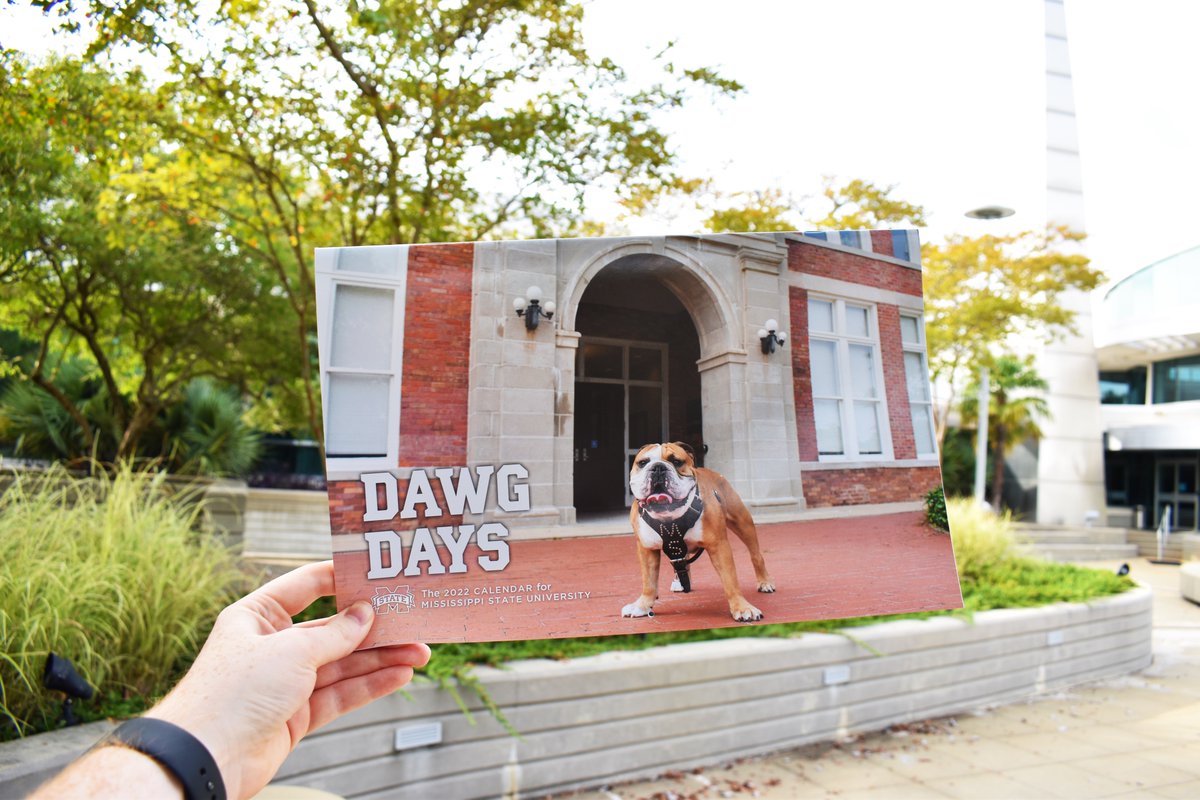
[372, 585, 415, 615]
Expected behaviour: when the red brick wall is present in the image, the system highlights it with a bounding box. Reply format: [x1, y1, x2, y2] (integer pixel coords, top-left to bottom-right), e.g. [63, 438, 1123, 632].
[789, 286, 819, 461]
[869, 230, 894, 257]
[802, 466, 942, 507]
[399, 242, 474, 466]
[329, 242, 474, 536]
[788, 240, 923, 297]
[329, 476, 462, 535]
[877, 304, 916, 460]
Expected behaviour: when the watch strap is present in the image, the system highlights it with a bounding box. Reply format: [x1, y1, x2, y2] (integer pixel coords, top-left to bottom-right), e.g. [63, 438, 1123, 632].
[108, 717, 226, 800]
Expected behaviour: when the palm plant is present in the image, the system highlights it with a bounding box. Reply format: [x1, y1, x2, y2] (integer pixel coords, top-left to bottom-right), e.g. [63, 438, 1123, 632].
[961, 356, 1050, 508]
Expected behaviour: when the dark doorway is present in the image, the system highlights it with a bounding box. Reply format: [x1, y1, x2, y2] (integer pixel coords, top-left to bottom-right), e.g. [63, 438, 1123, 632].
[573, 259, 703, 512]
[573, 382, 626, 512]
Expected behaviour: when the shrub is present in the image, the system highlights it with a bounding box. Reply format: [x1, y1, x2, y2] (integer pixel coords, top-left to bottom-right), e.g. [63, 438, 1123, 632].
[924, 486, 948, 531]
[0, 466, 249, 739]
[946, 497, 1024, 580]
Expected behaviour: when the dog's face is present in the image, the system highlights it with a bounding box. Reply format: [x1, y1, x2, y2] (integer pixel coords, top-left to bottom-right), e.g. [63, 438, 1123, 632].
[629, 442, 697, 520]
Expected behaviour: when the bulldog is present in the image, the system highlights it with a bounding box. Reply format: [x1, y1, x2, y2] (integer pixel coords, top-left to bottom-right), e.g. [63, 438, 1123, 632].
[623, 442, 775, 622]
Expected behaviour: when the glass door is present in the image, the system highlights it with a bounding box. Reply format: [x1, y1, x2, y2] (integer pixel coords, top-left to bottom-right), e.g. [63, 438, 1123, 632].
[1155, 458, 1198, 532]
[575, 338, 668, 510]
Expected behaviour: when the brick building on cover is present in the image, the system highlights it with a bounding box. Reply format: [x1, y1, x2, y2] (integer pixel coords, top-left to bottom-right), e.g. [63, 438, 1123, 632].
[316, 232, 942, 539]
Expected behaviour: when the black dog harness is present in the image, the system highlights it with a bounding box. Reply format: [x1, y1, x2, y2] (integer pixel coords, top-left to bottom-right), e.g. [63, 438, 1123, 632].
[638, 493, 706, 592]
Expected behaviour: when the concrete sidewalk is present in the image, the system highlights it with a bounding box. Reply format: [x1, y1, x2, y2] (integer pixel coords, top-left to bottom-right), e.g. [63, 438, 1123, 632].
[556, 560, 1200, 800]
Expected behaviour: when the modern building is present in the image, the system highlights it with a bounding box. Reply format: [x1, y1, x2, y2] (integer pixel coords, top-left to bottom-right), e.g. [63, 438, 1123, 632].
[315, 232, 943, 539]
[1095, 245, 1200, 532]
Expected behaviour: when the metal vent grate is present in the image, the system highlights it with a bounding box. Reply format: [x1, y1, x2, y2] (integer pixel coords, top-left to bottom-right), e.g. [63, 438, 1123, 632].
[394, 722, 443, 751]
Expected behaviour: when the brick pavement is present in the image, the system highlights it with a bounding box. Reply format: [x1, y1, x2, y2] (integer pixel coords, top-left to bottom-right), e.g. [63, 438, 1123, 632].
[333, 510, 962, 647]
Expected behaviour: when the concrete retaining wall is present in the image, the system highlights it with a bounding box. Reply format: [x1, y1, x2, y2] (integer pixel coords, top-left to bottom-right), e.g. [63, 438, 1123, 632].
[1, 588, 1151, 799]
[242, 488, 332, 560]
[1183, 562, 1200, 605]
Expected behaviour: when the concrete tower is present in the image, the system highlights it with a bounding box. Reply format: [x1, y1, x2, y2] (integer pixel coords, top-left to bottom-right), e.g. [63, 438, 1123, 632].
[1034, 0, 1106, 524]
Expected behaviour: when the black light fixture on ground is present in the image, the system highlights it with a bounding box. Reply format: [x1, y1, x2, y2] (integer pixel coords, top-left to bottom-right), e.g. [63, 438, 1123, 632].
[513, 285, 555, 331]
[43, 652, 94, 727]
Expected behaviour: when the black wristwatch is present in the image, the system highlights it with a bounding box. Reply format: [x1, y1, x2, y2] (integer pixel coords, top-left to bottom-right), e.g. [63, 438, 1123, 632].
[106, 718, 226, 800]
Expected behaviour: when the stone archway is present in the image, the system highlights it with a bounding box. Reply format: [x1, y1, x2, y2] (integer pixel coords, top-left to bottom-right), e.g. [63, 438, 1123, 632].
[571, 259, 706, 512]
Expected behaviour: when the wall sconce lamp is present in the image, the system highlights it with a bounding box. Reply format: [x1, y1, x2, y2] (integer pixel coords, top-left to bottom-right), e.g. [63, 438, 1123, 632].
[758, 319, 788, 355]
[513, 285, 555, 331]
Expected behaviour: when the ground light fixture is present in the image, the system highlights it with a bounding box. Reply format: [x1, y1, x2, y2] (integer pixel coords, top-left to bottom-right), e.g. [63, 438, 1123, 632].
[758, 319, 787, 355]
[43, 652, 94, 727]
[513, 285, 555, 331]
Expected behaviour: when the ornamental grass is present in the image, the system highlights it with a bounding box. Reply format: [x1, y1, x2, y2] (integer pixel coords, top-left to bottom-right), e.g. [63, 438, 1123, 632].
[0, 465, 248, 739]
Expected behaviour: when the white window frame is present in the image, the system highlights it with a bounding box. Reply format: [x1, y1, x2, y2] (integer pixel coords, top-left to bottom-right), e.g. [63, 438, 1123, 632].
[900, 311, 939, 458]
[807, 295, 893, 462]
[314, 246, 409, 477]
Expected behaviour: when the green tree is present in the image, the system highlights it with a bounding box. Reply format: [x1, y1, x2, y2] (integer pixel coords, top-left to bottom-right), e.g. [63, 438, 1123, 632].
[698, 178, 925, 234]
[921, 225, 1102, 442]
[32, 0, 742, 444]
[808, 177, 927, 230]
[0, 55, 292, 460]
[961, 356, 1050, 508]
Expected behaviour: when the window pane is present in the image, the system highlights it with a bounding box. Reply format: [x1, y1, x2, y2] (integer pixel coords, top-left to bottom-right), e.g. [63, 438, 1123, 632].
[1100, 367, 1146, 405]
[326, 374, 390, 456]
[628, 385, 662, 446]
[900, 315, 921, 344]
[583, 343, 623, 379]
[1153, 355, 1200, 403]
[854, 401, 882, 454]
[331, 285, 394, 370]
[1179, 502, 1196, 530]
[808, 299, 834, 333]
[814, 399, 843, 454]
[911, 404, 934, 455]
[848, 344, 877, 399]
[810, 339, 839, 395]
[629, 347, 663, 382]
[1180, 463, 1196, 494]
[334, 245, 403, 275]
[846, 305, 869, 338]
[1159, 464, 1175, 494]
[904, 352, 931, 402]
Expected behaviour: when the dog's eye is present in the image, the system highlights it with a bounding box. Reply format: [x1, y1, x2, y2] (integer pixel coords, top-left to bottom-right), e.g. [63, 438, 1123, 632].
[637, 458, 650, 468]
[668, 456, 683, 466]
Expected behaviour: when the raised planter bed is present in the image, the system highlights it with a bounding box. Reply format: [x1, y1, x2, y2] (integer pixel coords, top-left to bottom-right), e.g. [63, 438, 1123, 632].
[1, 587, 1152, 799]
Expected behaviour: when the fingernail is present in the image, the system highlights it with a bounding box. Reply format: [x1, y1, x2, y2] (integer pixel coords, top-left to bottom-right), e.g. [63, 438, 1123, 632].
[346, 600, 373, 626]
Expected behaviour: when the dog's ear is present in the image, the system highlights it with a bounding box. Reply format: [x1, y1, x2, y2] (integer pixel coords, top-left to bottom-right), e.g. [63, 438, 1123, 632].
[672, 441, 696, 460]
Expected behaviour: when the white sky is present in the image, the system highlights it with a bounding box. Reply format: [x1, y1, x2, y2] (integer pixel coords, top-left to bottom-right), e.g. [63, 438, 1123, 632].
[581, 0, 1200, 285]
[4, 0, 1197, 284]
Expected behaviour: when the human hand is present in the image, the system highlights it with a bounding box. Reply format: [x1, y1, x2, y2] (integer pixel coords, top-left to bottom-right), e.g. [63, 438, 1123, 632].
[146, 560, 429, 800]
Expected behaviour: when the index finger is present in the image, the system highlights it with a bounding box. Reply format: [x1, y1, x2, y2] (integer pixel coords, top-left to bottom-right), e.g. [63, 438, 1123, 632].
[241, 560, 337, 617]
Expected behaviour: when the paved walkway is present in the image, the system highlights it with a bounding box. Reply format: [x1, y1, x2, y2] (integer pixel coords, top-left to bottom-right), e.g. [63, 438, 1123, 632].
[558, 560, 1200, 800]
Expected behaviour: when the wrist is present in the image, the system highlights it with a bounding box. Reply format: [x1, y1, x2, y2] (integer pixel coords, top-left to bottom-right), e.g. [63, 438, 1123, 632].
[144, 699, 237, 800]
[32, 743, 183, 799]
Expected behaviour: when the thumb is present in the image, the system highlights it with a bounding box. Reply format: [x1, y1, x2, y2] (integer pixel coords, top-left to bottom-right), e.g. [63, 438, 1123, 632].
[302, 601, 374, 666]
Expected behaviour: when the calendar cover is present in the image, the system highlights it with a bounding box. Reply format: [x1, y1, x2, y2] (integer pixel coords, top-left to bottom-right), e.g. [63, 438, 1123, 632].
[314, 231, 960, 647]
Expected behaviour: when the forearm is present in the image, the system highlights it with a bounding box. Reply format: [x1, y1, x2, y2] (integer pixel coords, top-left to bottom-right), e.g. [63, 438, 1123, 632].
[31, 743, 183, 799]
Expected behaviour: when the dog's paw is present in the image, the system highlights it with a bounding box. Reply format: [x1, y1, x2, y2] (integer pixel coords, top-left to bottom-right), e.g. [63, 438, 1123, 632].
[670, 577, 685, 592]
[730, 603, 763, 622]
[757, 580, 776, 593]
[621, 602, 654, 618]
